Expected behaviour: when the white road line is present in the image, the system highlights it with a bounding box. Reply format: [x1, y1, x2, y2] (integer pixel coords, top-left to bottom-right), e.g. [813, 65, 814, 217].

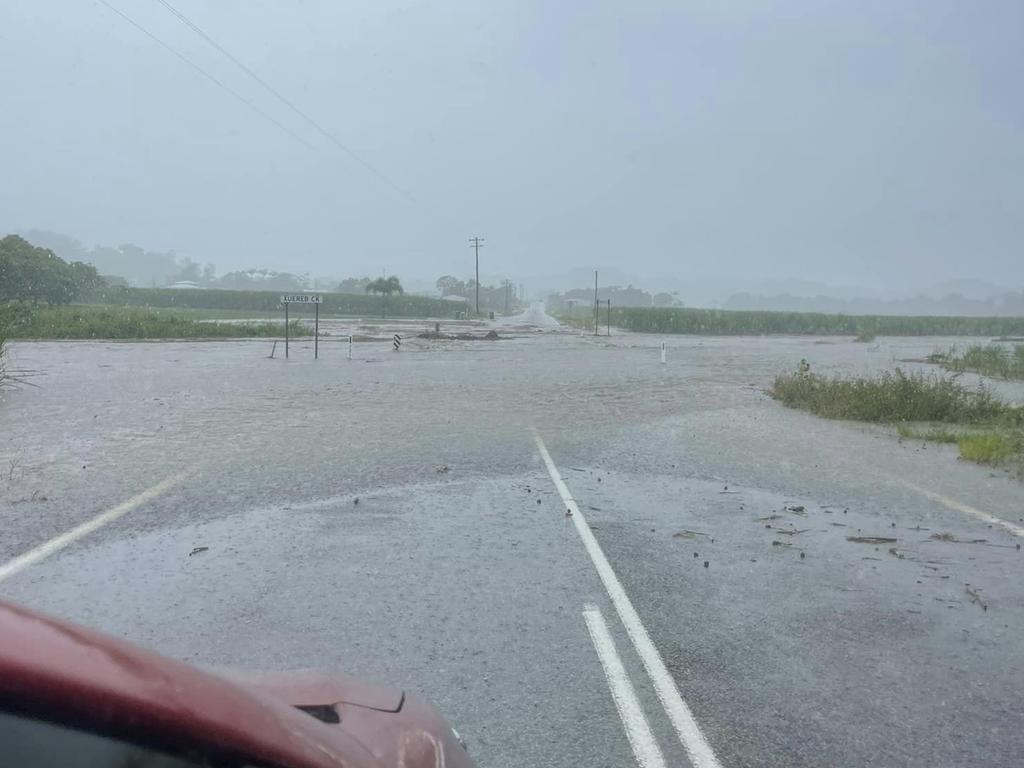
[583, 604, 668, 768]
[534, 434, 722, 768]
[894, 477, 1024, 539]
[0, 473, 184, 583]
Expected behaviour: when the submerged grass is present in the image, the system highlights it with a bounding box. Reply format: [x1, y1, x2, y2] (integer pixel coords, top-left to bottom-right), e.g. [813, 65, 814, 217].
[771, 367, 1024, 473]
[930, 344, 1024, 381]
[896, 424, 962, 443]
[564, 305, 1024, 336]
[2, 304, 308, 340]
[769, 369, 1017, 424]
[958, 433, 1022, 464]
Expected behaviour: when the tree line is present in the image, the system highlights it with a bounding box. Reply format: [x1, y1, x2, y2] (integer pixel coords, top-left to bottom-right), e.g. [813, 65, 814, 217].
[1, 235, 105, 304]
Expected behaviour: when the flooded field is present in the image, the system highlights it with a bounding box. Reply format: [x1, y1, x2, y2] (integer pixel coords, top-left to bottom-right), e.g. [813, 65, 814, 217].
[2, 320, 1022, 512]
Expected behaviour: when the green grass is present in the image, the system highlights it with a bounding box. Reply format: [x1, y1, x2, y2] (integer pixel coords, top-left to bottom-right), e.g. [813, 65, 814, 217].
[82, 286, 461, 319]
[930, 344, 1024, 380]
[896, 424, 961, 443]
[2, 304, 307, 340]
[854, 330, 876, 343]
[957, 433, 1021, 464]
[564, 305, 1024, 336]
[769, 369, 1017, 423]
[772, 367, 1024, 473]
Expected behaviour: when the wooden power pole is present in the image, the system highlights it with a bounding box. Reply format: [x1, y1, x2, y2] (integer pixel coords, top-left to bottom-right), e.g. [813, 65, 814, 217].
[469, 237, 484, 315]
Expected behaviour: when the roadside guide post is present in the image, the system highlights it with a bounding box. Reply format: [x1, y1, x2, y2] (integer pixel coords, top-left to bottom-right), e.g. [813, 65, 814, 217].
[348, 334, 353, 360]
[607, 299, 611, 336]
[280, 294, 323, 360]
[393, 333, 402, 351]
[661, 342, 666, 364]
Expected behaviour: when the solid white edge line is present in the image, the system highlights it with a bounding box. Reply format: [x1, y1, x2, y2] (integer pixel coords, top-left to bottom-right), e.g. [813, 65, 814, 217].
[894, 477, 1024, 539]
[535, 433, 722, 768]
[0, 473, 184, 583]
[583, 604, 668, 768]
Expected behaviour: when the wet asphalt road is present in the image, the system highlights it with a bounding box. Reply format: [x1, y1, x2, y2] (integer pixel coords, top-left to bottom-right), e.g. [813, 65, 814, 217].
[2, 318, 1024, 767]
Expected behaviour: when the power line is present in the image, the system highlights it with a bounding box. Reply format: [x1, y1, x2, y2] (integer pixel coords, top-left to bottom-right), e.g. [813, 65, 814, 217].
[95, 0, 319, 153]
[151, 0, 414, 201]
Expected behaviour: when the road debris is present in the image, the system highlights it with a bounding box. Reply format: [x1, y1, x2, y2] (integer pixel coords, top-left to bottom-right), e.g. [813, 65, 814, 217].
[930, 532, 986, 544]
[565, 508, 573, 517]
[188, 546, 208, 556]
[672, 529, 709, 539]
[965, 584, 988, 611]
[847, 536, 897, 544]
[785, 505, 806, 513]
[755, 514, 783, 522]
[435, 465, 450, 473]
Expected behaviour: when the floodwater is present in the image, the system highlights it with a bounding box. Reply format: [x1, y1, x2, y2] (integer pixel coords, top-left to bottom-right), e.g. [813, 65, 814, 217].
[2, 322, 1022, 515]
[3, 315, 1024, 768]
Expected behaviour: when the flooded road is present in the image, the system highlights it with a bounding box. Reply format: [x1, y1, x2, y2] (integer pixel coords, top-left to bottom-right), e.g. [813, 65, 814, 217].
[2, 318, 1023, 767]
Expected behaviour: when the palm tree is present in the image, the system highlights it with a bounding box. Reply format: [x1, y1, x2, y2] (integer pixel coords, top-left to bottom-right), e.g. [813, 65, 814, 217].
[365, 276, 404, 317]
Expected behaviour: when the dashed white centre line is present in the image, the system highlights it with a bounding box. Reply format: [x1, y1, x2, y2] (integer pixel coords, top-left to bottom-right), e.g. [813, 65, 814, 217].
[583, 604, 668, 768]
[534, 433, 722, 768]
[0, 473, 184, 583]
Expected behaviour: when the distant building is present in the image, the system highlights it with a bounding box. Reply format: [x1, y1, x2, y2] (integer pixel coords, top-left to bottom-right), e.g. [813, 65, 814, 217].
[167, 280, 205, 290]
[440, 294, 470, 303]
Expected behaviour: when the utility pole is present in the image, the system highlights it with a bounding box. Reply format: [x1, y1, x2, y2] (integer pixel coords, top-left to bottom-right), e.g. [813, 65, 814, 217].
[469, 237, 484, 315]
[504, 280, 510, 314]
[594, 270, 599, 335]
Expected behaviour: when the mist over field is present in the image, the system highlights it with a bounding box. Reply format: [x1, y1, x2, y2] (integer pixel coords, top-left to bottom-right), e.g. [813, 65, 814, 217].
[3, 1, 1023, 308]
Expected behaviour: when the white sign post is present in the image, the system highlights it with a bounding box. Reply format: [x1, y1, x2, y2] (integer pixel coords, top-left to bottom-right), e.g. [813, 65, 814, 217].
[280, 295, 323, 359]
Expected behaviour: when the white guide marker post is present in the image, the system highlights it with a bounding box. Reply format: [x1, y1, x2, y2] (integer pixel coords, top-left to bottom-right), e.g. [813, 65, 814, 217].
[660, 342, 666, 364]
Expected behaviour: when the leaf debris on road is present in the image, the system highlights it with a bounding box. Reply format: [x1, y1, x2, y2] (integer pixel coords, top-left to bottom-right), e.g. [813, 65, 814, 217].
[965, 584, 988, 611]
[847, 536, 898, 544]
[930, 532, 987, 544]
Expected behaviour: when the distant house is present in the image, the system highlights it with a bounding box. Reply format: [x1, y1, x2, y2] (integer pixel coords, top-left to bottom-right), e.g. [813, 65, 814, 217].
[167, 280, 205, 290]
[440, 294, 469, 303]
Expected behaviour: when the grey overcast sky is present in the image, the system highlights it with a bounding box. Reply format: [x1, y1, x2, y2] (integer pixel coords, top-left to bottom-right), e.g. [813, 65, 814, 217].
[1, 1, 1021, 289]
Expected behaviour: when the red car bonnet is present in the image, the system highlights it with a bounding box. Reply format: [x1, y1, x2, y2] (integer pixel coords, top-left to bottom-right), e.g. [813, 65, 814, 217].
[0, 601, 383, 768]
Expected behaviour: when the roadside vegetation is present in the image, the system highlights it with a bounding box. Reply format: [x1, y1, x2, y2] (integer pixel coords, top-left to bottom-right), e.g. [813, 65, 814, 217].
[929, 344, 1024, 381]
[83, 285, 460, 319]
[1, 304, 306, 340]
[771, 368, 1024, 473]
[563, 305, 1024, 337]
